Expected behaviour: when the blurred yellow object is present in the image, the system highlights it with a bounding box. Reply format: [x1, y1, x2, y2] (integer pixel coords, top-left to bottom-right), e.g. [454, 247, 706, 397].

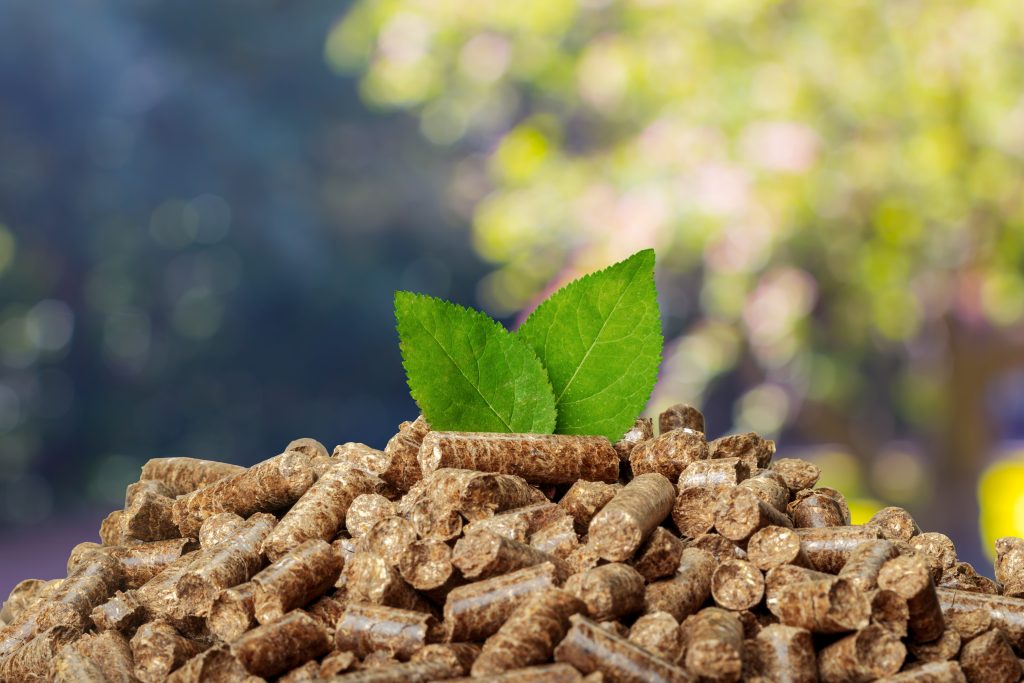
[848, 498, 886, 526]
[978, 458, 1024, 562]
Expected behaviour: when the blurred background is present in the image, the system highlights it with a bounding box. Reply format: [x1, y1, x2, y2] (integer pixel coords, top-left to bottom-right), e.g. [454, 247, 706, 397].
[2, 0, 1024, 597]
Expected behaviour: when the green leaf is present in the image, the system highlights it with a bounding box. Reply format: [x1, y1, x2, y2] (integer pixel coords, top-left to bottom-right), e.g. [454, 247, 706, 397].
[516, 249, 662, 442]
[395, 291, 557, 434]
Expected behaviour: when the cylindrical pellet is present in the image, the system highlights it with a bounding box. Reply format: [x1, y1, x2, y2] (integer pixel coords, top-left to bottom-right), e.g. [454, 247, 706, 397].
[958, 628, 1020, 683]
[531, 515, 581, 560]
[795, 525, 883, 573]
[207, 582, 256, 642]
[554, 614, 691, 683]
[714, 487, 792, 542]
[463, 502, 565, 543]
[380, 415, 430, 491]
[751, 623, 817, 683]
[588, 473, 675, 562]
[838, 539, 899, 592]
[565, 563, 645, 622]
[57, 630, 135, 683]
[870, 588, 910, 637]
[736, 470, 790, 514]
[940, 561, 1000, 595]
[166, 643, 253, 683]
[937, 588, 1024, 649]
[230, 609, 329, 678]
[746, 526, 809, 571]
[334, 602, 438, 659]
[709, 432, 775, 469]
[711, 559, 765, 611]
[659, 403, 705, 434]
[995, 537, 1024, 598]
[678, 458, 749, 490]
[198, 512, 245, 549]
[910, 533, 959, 571]
[907, 627, 961, 662]
[631, 527, 686, 582]
[767, 576, 869, 633]
[453, 529, 567, 580]
[559, 480, 621, 534]
[261, 463, 382, 561]
[643, 547, 715, 621]
[614, 417, 655, 461]
[788, 490, 846, 528]
[410, 643, 479, 675]
[122, 480, 179, 542]
[690, 532, 747, 562]
[817, 624, 906, 683]
[769, 458, 820, 493]
[0, 624, 82, 683]
[140, 457, 247, 497]
[361, 516, 418, 567]
[673, 486, 725, 538]
[251, 539, 343, 624]
[877, 661, 967, 683]
[321, 660, 460, 682]
[878, 554, 945, 643]
[868, 506, 922, 543]
[343, 552, 431, 612]
[398, 538, 455, 591]
[333, 441, 393, 477]
[472, 588, 585, 675]
[419, 431, 619, 485]
[172, 451, 316, 538]
[443, 562, 562, 642]
[629, 428, 709, 483]
[345, 494, 396, 538]
[130, 620, 205, 683]
[108, 537, 195, 589]
[684, 607, 744, 683]
[628, 611, 683, 663]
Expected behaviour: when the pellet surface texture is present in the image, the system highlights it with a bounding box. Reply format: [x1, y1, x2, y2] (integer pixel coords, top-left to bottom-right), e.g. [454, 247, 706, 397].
[588, 472, 675, 561]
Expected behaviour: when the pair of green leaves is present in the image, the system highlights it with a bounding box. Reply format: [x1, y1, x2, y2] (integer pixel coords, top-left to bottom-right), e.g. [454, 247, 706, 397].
[395, 249, 662, 442]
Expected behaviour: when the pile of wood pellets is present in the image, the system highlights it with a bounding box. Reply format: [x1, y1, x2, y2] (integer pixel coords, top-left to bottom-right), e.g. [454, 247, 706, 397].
[2, 405, 1024, 682]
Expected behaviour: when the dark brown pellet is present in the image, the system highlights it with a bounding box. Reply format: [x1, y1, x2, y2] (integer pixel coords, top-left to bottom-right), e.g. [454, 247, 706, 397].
[166, 643, 257, 683]
[614, 417, 655, 461]
[322, 660, 458, 682]
[746, 525, 809, 571]
[443, 562, 561, 642]
[769, 458, 820, 493]
[659, 403, 705, 435]
[140, 457, 247, 497]
[123, 480, 179, 542]
[767, 577, 869, 633]
[907, 627, 961, 662]
[711, 559, 765, 611]
[877, 661, 967, 682]
[643, 547, 715, 622]
[554, 614, 691, 683]
[333, 602, 438, 659]
[709, 432, 775, 469]
[279, 660, 321, 683]
[559, 480, 621, 534]
[868, 506, 923, 542]
[463, 502, 565, 543]
[940, 562, 1001, 595]
[629, 428, 709, 483]
[737, 470, 790, 513]
[870, 588, 910, 637]
[959, 628, 1020, 683]
[345, 494, 396, 539]
[878, 554, 945, 643]
[817, 623, 906, 683]
[472, 588, 585, 675]
[628, 611, 683, 663]
[89, 590, 147, 633]
[910, 532, 959, 571]
[130, 619, 205, 683]
[683, 607, 744, 683]
[795, 525, 883, 573]
[996, 537, 1024, 599]
[172, 451, 316, 538]
[419, 431, 619, 485]
[320, 649, 359, 676]
[631, 527, 686, 582]
[673, 486, 725, 538]
[230, 609, 328, 678]
[788, 489, 847, 528]
[566, 543, 602, 575]
[108, 537, 196, 589]
[410, 642, 479, 675]
[380, 415, 430, 491]
[398, 538, 456, 591]
[750, 623, 816, 683]
[208, 582, 256, 642]
[689, 532, 748, 562]
[714, 487, 792, 542]
[446, 663, 584, 682]
[838, 538, 900, 592]
[453, 529, 568, 581]
[946, 605, 992, 641]
[58, 629, 135, 683]
[251, 538, 343, 624]
[588, 473, 675, 562]
[937, 588, 1024, 649]
[565, 563, 645, 622]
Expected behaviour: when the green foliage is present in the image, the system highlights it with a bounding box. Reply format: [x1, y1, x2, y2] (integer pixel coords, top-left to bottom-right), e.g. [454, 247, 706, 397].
[518, 249, 662, 441]
[395, 291, 556, 434]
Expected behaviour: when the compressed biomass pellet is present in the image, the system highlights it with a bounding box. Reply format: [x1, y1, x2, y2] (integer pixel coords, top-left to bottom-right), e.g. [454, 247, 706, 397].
[614, 417, 655, 461]
[198, 512, 244, 549]
[410, 642, 480, 675]
[107, 537, 196, 589]
[380, 415, 430, 491]
[678, 458, 749, 490]
[709, 432, 775, 469]
[334, 602, 438, 659]
[736, 470, 790, 513]
[683, 607, 744, 683]
[305, 594, 346, 637]
[130, 620, 205, 683]
[711, 559, 765, 611]
[878, 554, 945, 643]
[251, 539, 343, 623]
[322, 660, 459, 682]
[472, 588, 585, 675]
[554, 614, 691, 683]
[0, 624, 82, 682]
[530, 515, 580, 560]
[261, 463, 382, 561]
[907, 627, 961, 662]
[945, 605, 992, 641]
[285, 436, 328, 460]
[673, 485, 724, 538]
[172, 451, 316, 538]
[631, 527, 686, 582]
[690, 532, 747, 561]
[166, 643, 257, 683]
[838, 538, 900, 592]
[643, 547, 715, 621]
[123, 480, 179, 541]
[345, 494, 396, 538]
[767, 577, 869, 633]
[659, 403, 705, 434]
[941, 562, 1001, 595]
[453, 529, 567, 581]
[817, 623, 906, 683]
[207, 582, 256, 642]
[230, 609, 329, 678]
[52, 643, 108, 682]
[279, 660, 321, 682]
[398, 538, 456, 591]
[995, 537, 1024, 599]
[746, 525, 809, 571]
[958, 628, 1020, 683]
[56, 629, 136, 683]
[443, 562, 561, 642]
[565, 563, 645, 622]
[175, 512, 276, 614]
[463, 502, 565, 542]
[750, 623, 816, 683]
[320, 649, 358, 676]
[714, 487, 792, 542]
[813, 486, 852, 524]
[910, 532, 959, 571]
[629, 428, 709, 483]
[343, 552, 432, 612]
[333, 442, 392, 478]
[628, 611, 683, 663]
[788, 489, 847, 528]
[403, 468, 547, 526]
[559, 480, 621, 533]
[361, 516, 418, 566]
[448, 663, 584, 682]
[89, 590, 146, 633]
[870, 588, 910, 637]
[565, 543, 602, 575]
[769, 458, 820, 493]
[99, 510, 129, 546]
[937, 589, 1024, 650]
[795, 525, 882, 573]
[878, 661, 967, 682]
[588, 473, 675, 561]
[419, 431, 620, 485]
[140, 457, 248, 497]
[868, 506, 923, 543]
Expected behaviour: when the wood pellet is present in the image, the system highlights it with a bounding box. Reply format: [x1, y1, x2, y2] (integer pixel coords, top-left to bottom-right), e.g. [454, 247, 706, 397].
[3, 407, 1024, 680]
